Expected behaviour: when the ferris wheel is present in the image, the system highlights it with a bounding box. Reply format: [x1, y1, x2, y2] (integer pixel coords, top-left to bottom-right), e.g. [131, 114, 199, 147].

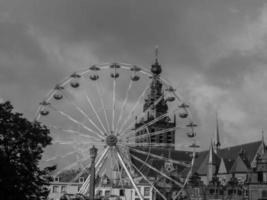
[36, 60, 198, 200]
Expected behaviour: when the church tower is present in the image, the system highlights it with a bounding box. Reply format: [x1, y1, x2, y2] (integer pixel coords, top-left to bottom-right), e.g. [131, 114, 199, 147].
[135, 48, 176, 149]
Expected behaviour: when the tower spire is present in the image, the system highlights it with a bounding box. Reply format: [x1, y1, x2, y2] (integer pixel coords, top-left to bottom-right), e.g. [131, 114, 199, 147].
[214, 112, 221, 153]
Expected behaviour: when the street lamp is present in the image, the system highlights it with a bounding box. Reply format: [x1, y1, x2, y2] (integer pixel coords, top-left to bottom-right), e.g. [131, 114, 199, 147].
[89, 145, 98, 200]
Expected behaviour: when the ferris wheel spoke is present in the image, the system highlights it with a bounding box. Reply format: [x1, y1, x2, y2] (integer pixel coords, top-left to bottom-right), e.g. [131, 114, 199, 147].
[48, 105, 105, 140]
[119, 94, 165, 137]
[128, 147, 191, 168]
[64, 93, 106, 137]
[130, 153, 183, 188]
[123, 142, 191, 150]
[79, 147, 110, 194]
[53, 140, 105, 147]
[115, 79, 133, 135]
[49, 125, 102, 142]
[126, 126, 183, 141]
[54, 151, 91, 177]
[85, 93, 108, 135]
[81, 76, 108, 135]
[121, 107, 178, 140]
[95, 81, 111, 133]
[42, 144, 92, 163]
[131, 160, 167, 200]
[115, 148, 144, 200]
[117, 84, 150, 135]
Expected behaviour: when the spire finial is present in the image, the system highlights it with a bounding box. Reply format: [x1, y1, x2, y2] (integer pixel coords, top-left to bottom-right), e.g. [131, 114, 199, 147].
[151, 45, 162, 75]
[155, 45, 159, 63]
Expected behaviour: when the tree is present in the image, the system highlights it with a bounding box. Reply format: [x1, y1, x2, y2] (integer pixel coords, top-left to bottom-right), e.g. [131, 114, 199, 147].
[0, 101, 55, 200]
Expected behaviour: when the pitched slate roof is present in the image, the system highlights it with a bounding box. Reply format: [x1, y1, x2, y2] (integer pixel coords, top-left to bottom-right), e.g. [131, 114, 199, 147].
[217, 141, 262, 163]
[192, 140, 262, 175]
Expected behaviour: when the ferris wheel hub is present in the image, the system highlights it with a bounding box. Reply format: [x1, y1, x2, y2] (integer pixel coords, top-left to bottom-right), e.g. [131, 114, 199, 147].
[106, 135, 118, 146]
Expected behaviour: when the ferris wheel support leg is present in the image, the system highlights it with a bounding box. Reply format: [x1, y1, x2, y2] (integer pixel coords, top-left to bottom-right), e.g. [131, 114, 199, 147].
[116, 148, 144, 200]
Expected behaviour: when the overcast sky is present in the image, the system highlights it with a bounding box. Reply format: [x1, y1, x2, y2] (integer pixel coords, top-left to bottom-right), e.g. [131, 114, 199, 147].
[1, 0, 267, 149]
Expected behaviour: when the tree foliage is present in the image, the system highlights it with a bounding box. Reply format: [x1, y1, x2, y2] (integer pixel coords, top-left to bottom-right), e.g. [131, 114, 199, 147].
[0, 101, 55, 200]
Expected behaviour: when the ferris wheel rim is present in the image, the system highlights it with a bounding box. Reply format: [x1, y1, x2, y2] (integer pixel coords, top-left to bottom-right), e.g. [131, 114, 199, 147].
[36, 61, 198, 200]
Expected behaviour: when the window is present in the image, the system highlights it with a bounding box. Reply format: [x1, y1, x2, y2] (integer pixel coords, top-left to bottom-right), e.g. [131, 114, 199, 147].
[105, 190, 110, 196]
[119, 189, 125, 196]
[144, 187, 150, 196]
[262, 190, 267, 198]
[258, 172, 263, 182]
[61, 186, 66, 193]
[97, 190, 102, 196]
[52, 186, 59, 193]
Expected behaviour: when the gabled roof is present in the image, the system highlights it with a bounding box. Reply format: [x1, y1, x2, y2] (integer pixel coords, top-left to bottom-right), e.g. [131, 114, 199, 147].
[229, 155, 251, 173]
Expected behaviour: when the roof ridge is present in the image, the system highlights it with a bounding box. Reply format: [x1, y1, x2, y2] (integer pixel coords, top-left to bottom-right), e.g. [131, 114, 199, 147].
[199, 140, 262, 153]
[221, 140, 262, 150]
